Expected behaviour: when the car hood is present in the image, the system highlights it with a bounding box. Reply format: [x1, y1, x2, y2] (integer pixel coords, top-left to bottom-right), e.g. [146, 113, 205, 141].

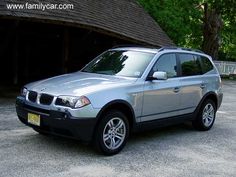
[25, 72, 137, 96]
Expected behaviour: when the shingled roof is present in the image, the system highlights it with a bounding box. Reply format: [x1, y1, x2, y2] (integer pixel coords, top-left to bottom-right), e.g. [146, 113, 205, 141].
[0, 0, 174, 47]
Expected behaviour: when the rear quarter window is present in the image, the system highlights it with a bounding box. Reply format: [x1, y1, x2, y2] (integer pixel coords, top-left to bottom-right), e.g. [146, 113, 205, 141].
[200, 56, 214, 74]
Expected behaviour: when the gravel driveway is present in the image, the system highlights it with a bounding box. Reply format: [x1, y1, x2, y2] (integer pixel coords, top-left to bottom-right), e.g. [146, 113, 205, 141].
[0, 81, 235, 177]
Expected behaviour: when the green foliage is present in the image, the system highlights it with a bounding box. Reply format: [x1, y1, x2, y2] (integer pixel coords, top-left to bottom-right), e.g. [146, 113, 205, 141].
[137, 0, 236, 61]
[209, 0, 236, 61]
[220, 23, 236, 61]
[138, 0, 202, 48]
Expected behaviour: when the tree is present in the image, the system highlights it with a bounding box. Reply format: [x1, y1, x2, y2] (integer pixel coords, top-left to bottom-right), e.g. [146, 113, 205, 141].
[202, 3, 223, 59]
[138, 0, 236, 61]
[138, 0, 202, 48]
[201, 0, 236, 59]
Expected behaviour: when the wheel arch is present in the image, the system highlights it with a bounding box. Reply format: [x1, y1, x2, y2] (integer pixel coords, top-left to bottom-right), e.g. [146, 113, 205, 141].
[95, 100, 136, 131]
[195, 91, 218, 116]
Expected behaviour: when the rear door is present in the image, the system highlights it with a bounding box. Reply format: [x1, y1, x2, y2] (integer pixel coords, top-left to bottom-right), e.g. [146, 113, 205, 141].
[177, 53, 204, 115]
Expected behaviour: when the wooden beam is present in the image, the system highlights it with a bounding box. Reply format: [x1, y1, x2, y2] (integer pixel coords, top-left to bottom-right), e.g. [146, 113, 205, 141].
[62, 28, 69, 73]
[13, 20, 19, 85]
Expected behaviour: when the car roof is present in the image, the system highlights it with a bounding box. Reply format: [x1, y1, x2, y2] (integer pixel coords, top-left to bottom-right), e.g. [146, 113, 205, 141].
[110, 46, 211, 58]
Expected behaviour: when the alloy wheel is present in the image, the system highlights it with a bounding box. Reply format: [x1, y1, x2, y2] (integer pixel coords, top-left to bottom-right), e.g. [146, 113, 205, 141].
[202, 103, 215, 127]
[103, 117, 126, 150]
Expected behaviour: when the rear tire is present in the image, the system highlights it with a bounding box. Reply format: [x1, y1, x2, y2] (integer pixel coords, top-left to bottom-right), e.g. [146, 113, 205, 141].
[192, 99, 216, 131]
[94, 110, 129, 155]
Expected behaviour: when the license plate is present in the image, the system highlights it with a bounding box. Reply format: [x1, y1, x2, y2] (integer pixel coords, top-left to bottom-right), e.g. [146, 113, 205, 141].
[28, 113, 40, 126]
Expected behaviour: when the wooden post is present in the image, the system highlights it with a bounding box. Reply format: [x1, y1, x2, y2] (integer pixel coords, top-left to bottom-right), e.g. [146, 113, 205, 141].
[62, 28, 69, 73]
[13, 21, 19, 85]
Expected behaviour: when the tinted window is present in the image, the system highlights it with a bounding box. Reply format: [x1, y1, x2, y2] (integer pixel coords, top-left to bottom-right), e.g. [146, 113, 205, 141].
[179, 54, 202, 76]
[200, 56, 214, 73]
[82, 50, 155, 78]
[151, 54, 177, 78]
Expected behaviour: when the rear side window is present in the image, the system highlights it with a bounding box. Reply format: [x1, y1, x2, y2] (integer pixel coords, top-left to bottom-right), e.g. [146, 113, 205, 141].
[200, 56, 214, 74]
[179, 54, 202, 76]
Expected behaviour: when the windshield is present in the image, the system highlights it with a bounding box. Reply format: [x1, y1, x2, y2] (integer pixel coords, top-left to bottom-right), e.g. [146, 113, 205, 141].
[82, 50, 155, 78]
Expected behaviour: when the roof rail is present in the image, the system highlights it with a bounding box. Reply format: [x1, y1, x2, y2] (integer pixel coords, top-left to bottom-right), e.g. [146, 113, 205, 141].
[112, 44, 157, 49]
[111, 45, 204, 54]
[158, 46, 204, 53]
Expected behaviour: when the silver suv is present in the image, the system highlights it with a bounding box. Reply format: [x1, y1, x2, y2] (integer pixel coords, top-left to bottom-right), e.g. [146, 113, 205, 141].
[16, 47, 223, 155]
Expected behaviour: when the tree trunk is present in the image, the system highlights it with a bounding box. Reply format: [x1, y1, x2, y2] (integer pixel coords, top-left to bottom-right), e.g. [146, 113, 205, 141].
[202, 3, 223, 60]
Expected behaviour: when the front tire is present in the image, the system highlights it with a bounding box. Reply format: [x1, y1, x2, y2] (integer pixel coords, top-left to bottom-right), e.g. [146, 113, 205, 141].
[192, 99, 216, 131]
[94, 110, 129, 155]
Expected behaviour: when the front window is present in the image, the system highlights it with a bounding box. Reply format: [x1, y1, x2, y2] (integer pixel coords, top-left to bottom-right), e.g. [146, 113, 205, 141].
[82, 50, 155, 78]
[150, 53, 177, 78]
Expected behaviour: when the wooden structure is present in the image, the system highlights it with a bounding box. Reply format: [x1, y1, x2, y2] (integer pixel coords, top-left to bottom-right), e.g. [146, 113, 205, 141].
[0, 0, 174, 85]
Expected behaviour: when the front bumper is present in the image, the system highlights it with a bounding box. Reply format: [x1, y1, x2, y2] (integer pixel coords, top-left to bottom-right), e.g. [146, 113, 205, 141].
[16, 96, 97, 142]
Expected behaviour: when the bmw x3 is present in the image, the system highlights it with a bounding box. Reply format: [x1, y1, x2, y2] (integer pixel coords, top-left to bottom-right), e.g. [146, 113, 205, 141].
[16, 47, 223, 155]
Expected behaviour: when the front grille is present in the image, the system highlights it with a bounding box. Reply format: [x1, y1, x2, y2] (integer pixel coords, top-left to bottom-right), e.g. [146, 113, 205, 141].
[40, 94, 54, 105]
[28, 91, 37, 102]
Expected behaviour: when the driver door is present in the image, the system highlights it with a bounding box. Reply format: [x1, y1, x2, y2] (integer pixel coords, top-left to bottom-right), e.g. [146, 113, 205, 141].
[141, 53, 181, 122]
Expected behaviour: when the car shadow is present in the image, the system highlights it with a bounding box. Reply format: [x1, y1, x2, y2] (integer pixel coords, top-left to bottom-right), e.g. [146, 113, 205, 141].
[25, 122, 195, 156]
[128, 122, 194, 143]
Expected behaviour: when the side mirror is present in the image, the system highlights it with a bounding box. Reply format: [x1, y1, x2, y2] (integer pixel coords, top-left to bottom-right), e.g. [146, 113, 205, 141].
[152, 71, 167, 80]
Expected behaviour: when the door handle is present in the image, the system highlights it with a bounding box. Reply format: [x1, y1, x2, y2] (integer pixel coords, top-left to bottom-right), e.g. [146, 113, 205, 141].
[173, 87, 180, 93]
[200, 83, 206, 89]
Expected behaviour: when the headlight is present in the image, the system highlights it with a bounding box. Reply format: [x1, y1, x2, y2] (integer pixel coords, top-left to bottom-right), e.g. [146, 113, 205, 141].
[55, 96, 91, 108]
[21, 87, 28, 97]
